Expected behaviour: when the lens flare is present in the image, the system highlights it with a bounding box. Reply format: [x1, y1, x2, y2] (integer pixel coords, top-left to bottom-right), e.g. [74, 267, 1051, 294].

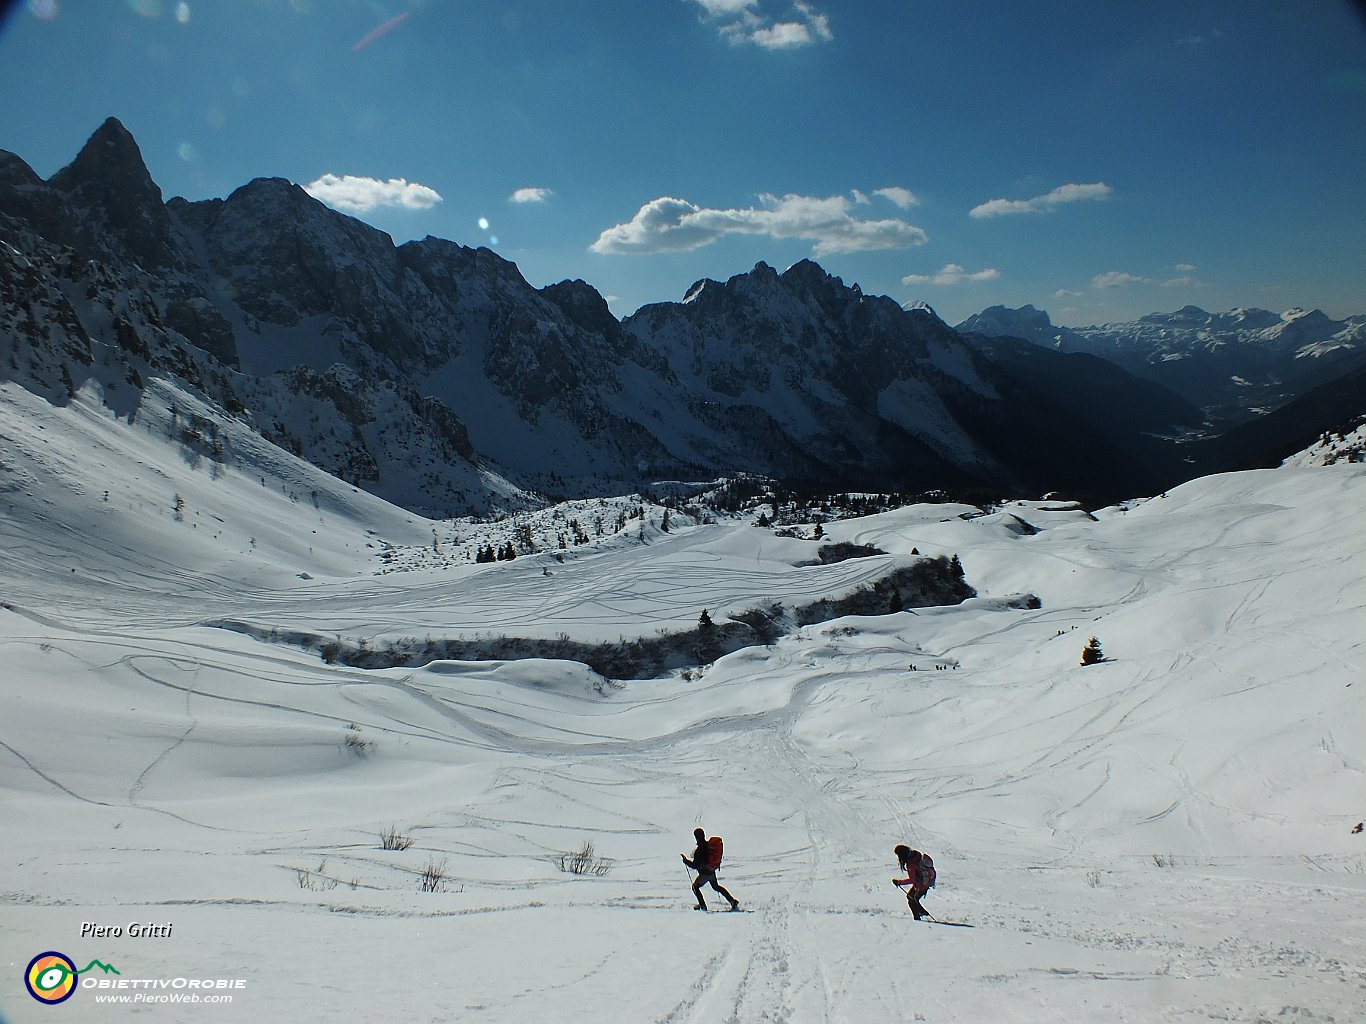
[28, 0, 59, 20]
[478, 217, 490, 231]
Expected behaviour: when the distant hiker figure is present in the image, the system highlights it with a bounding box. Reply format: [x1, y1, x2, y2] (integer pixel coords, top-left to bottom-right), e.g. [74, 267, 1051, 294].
[892, 844, 936, 920]
[682, 827, 739, 911]
[1353, 821, 1363, 834]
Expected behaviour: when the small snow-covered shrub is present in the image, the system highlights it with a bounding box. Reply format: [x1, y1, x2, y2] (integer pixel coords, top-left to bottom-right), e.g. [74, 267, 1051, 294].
[296, 859, 338, 891]
[379, 824, 414, 851]
[418, 857, 449, 893]
[558, 840, 613, 877]
[344, 724, 372, 755]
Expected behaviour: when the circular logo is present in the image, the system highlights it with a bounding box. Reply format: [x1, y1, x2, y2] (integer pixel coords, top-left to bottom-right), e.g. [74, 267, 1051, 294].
[25, 951, 78, 1004]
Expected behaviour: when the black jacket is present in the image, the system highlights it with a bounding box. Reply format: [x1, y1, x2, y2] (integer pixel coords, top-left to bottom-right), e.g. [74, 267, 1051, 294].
[685, 839, 714, 874]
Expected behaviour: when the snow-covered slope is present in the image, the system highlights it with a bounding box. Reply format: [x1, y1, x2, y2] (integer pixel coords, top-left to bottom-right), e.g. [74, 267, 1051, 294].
[2, 375, 1363, 1022]
[1281, 418, 1366, 467]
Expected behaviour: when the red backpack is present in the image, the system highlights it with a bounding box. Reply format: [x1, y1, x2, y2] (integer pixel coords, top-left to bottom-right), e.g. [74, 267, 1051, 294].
[917, 853, 936, 891]
[706, 836, 724, 871]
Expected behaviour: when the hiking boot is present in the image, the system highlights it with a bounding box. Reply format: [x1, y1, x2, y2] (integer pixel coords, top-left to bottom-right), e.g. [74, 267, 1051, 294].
[729, 900, 740, 911]
[694, 903, 707, 911]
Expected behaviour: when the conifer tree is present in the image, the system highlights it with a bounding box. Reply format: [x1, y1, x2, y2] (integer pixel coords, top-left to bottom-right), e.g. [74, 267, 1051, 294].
[1080, 636, 1104, 666]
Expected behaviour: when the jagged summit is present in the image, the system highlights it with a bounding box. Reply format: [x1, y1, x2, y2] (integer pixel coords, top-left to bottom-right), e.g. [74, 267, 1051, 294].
[49, 116, 160, 202]
[901, 299, 938, 317]
[780, 257, 839, 286]
[37, 116, 175, 269]
[0, 148, 43, 191]
[540, 278, 621, 335]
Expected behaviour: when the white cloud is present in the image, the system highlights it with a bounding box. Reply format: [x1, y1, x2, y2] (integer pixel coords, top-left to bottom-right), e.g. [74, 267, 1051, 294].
[751, 21, 814, 48]
[1175, 262, 1197, 272]
[1092, 270, 1148, 289]
[873, 186, 919, 209]
[850, 188, 871, 205]
[509, 187, 555, 204]
[794, 1, 832, 40]
[1162, 275, 1203, 288]
[591, 192, 927, 257]
[692, 0, 832, 49]
[902, 263, 1000, 286]
[303, 173, 442, 214]
[1055, 288, 1083, 298]
[970, 181, 1113, 219]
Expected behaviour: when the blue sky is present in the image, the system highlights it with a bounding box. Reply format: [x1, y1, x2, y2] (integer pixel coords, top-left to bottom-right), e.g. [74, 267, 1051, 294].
[1, 1, 1364, 326]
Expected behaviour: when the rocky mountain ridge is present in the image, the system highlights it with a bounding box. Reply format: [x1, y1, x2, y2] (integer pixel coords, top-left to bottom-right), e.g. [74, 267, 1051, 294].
[957, 303, 1366, 428]
[0, 118, 1246, 514]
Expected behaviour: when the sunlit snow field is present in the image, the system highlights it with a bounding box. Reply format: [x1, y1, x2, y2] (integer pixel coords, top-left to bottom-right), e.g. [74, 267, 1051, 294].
[1, 382, 1363, 1023]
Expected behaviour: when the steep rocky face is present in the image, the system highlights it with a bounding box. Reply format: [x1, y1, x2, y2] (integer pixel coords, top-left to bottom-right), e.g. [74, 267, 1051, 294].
[0, 125, 513, 514]
[0, 217, 247, 419]
[540, 278, 622, 339]
[46, 117, 180, 273]
[193, 178, 404, 331]
[624, 261, 1185, 499]
[625, 261, 985, 487]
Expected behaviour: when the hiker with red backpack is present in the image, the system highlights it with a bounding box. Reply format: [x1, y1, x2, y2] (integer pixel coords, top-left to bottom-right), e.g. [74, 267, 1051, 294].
[682, 827, 739, 911]
[892, 844, 936, 920]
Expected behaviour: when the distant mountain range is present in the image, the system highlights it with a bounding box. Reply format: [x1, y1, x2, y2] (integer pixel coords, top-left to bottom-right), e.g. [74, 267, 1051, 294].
[957, 304, 1366, 430]
[2, 118, 1360, 515]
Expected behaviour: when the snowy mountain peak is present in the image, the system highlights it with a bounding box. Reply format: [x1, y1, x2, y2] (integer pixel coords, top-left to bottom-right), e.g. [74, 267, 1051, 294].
[1225, 306, 1283, 330]
[959, 302, 1366, 428]
[956, 305, 1070, 349]
[681, 278, 711, 303]
[1139, 305, 1212, 327]
[1279, 306, 1332, 327]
